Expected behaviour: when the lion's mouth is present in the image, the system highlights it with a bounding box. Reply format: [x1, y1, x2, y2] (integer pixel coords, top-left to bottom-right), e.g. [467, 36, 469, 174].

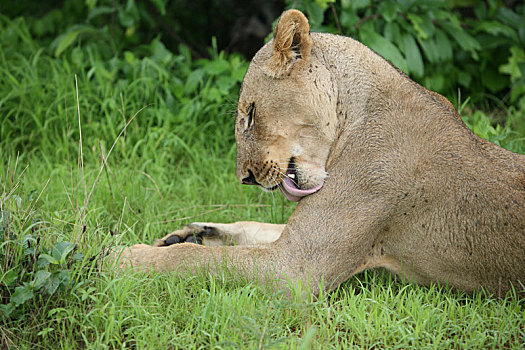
[278, 159, 324, 202]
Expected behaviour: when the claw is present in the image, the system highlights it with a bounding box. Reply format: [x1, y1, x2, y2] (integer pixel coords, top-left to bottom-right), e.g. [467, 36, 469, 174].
[184, 234, 203, 245]
[166, 235, 182, 245]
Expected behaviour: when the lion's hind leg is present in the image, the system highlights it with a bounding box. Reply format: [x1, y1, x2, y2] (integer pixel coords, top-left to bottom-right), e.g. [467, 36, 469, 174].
[153, 222, 285, 247]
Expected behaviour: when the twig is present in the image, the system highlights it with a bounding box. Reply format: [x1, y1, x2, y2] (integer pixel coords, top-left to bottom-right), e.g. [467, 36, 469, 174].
[354, 13, 380, 30]
[85, 105, 150, 209]
[126, 201, 145, 223]
[99, 140, 116, 204]
[151, 207, 228, 225]
[75, 74, 87, 230]
[119, 92, 126, 141]
[135, 170, 163, 199]
[60, 178, 75, 213]
[116, 196, 127, 235]
[330, 3, 343, 34]
[19, 178, 51, 231]
[0, 164, 29, 208]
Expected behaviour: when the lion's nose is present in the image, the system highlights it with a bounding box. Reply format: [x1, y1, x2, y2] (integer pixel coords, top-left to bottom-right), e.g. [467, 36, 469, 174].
[241, 169, 260, 186]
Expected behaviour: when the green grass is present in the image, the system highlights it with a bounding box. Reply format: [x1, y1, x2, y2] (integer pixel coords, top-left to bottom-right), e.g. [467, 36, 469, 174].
[1, 16, 525, 349]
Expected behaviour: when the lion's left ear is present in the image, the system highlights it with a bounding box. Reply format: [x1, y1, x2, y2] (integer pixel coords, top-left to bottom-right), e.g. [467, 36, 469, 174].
[264, 9, 312, 78]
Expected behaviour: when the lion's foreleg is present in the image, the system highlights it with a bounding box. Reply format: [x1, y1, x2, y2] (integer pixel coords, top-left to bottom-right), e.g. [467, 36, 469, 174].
[153, 222, 285, 247]
[114, 243, 287, 287]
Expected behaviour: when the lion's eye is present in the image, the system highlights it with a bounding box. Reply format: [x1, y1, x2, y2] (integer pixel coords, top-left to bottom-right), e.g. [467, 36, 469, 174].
[246, 102, 255, 128]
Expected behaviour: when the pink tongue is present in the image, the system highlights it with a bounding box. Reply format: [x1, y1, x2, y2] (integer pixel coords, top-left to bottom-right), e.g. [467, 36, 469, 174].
[279, 177, 324, 202]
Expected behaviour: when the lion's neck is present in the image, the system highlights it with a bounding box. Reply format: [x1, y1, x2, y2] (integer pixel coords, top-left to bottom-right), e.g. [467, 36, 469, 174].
[312, 33, 409, 168]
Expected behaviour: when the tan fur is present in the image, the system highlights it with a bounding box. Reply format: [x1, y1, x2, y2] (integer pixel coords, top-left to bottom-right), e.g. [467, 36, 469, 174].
[118, 10, 525, 296]
[264, 9, 313, 78]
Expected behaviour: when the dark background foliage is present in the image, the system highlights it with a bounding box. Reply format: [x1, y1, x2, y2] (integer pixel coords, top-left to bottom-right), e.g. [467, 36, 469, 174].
[1, 0, 524, 159]
[2, 0, 524, 108]
[1, 0, 284, 58]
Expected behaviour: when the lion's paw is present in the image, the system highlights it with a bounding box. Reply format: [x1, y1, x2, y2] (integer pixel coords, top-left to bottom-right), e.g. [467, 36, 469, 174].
[153, 224, 213, 247]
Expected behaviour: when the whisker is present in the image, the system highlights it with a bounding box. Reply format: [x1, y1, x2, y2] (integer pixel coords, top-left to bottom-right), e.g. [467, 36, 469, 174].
[274, 167, 299, 186]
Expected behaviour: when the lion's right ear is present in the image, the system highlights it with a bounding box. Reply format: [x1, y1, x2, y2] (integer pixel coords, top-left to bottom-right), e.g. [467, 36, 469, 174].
[264, 9, 312, 78]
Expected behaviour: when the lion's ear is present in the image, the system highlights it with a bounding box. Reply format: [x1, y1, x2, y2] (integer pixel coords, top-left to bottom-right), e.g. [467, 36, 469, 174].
[265, 9, 312, 78]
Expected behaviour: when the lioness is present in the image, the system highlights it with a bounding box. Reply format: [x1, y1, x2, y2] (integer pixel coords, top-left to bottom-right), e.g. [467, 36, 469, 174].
[119, 9, 525, 296]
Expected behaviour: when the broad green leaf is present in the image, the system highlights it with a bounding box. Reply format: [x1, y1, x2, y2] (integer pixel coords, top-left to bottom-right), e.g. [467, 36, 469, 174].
[206, 87, 222, 103]
[124, 51, 136, 65]
[119, 10, 135, 28]
[360, 29, 408, 73]
[340, 11, 360, 30]
[397, 0, 418, 12]
[418, 38, 439, 63]
[37, 328, 55, 338]
[72, 252, 84, 262]
[58, 270, 71, 285]
[52, 241, 76, 264]
[424, 74, 445, 92]
[496, 7, 523, 30]
[52, 26, 97, 57]
[54, 31, 80, 57]
[475, 21, 518, 41]
[86, 0, 97, 9]
[440, 22, 480, 60]
[378, 1, 398, 22]
[2, 269, 18, 286]
[71, 47, 84, 67]
[0, 303, 14, 319]
[384, 21, 401, 44]
[37, 256, 50, 269]
[519, 27, 525, 46]
[151, 38, 172, 64]
[11, 286, 33, 306]
[119, 0, 139, 28]
[87, 6, 115, 22]
[499, 46, 525, 81]
[402, 34, 424, 77]
[407, 13, 435, 40]
[510, 85, 525, 103]
[418, 0, 447, 8]
[32, 270, 51, 290]
[315, 0, 335, 9]
[216, 76, 236, 94]
[231, 64, 248, 82]
[171, 78, 184, 99]
[203, 59, 229, 75]
[150, 0, 167, 15]
[39, 253, 59, 265]
[184, 69, 204, 94]
[305, 2, 324, 26]
[348, 0, 370, 11]
[44, 276, 60, 295]
[435, 30, 452, 61]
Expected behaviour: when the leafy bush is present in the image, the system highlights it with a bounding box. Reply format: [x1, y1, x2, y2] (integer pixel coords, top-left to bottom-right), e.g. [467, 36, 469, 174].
[0, 16, 247, 158]
[288, 0, 525, 107]
[1, 172, 84, 320]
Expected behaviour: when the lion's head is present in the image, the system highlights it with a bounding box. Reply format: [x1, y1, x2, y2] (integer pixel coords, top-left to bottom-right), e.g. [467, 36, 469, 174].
[235, 10, 338, 202]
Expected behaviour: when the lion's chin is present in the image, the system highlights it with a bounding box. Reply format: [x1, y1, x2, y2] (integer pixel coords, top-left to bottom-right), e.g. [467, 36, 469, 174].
[279, 177, 324, 202]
